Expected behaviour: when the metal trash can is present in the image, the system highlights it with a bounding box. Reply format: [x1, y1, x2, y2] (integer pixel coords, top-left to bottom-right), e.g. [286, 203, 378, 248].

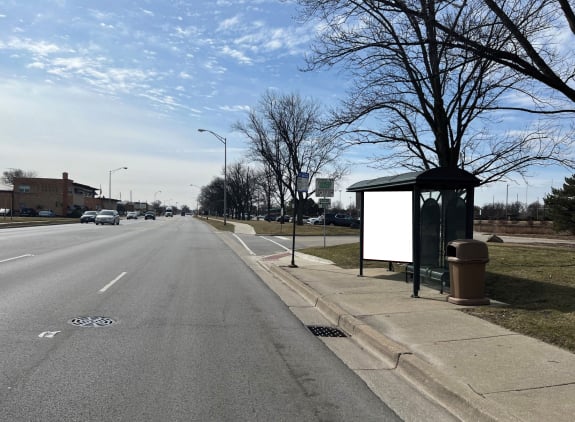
[446, 239, 490, 305]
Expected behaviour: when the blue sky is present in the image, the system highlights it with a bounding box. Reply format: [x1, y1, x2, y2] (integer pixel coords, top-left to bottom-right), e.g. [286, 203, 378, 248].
[0, 0, 571, 209]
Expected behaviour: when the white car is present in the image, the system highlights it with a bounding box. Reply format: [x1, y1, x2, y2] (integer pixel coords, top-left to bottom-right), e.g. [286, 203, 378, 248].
[126, 211, 138, 219]
[306, 217, 321, 225]
[95, 210, 120, 225]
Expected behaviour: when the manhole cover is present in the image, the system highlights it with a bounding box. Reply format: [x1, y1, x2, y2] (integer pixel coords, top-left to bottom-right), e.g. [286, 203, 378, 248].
[68, 316, 115, 327]
[307, 325, 347, 337]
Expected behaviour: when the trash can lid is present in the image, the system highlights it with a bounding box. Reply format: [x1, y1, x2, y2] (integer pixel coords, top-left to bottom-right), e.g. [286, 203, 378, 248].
[446, 239, 489, 260]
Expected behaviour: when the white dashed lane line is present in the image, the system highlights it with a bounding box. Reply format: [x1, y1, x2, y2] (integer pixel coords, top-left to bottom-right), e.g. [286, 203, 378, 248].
[99, 272, 127, 293]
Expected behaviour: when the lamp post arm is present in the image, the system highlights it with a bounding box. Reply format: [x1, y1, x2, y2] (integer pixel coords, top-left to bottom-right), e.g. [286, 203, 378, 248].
[197, 128, 227, 225]
[108, 166, 128, 201]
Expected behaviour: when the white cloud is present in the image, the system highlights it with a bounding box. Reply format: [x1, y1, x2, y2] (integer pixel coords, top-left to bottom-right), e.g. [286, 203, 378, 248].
[219, 105, 250, 112]
[221, 46, 252, 65]
[2, 37, 64, 55]
[218, 15, 242, 31]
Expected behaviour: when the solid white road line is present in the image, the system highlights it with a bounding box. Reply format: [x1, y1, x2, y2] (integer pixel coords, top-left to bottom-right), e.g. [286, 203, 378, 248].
[261, 236, 291, 252]
[232, 233, 256, 255]
[0, 254, 34, 263]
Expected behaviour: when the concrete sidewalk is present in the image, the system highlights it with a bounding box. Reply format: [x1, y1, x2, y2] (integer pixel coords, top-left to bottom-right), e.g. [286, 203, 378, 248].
[257, 252, 574, 421]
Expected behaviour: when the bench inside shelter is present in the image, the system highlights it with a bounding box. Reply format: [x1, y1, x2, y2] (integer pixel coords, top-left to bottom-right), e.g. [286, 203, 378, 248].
[348, 168, 480, 298]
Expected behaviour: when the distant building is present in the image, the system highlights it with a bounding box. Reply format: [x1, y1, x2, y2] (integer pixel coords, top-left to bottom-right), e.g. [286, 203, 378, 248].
[0, 172, 108, 217]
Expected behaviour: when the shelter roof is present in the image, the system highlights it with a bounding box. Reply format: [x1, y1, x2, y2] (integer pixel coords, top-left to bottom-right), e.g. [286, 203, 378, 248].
[347, 168, 480, 192]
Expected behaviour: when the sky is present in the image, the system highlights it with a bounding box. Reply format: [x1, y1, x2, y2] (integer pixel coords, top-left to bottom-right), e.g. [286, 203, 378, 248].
[0, 0, 572, 210]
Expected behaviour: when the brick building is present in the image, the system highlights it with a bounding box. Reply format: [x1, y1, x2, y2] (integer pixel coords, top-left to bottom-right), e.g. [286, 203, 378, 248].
[0, 172, 102, 217]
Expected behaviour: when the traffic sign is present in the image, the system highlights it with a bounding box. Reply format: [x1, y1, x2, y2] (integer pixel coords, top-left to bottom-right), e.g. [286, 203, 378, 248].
[297, 172, 310, 192]
[318, 198, 331, 208]
[315, 178, 334, 197]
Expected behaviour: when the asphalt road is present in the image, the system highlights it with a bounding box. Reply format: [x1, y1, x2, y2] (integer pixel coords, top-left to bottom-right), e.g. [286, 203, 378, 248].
[0, 217, 399, 421]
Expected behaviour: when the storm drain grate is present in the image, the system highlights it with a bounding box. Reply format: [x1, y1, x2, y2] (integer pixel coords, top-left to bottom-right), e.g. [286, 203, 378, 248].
[307, 325, 347, 338]
[68, 316, 116, 328]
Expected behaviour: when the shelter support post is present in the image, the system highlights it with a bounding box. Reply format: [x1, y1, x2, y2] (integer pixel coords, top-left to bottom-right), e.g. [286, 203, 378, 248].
[412, 187, 421, 298]
[359, 192, 365, 277]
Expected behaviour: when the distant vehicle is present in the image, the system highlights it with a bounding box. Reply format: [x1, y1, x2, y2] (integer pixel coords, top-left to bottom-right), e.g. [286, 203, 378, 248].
[144, 211, 156, 220]
[306, 216, 321, 225]
[126, 211, 138, 220]
[19, 208, 37, 217]
[95, 209, 120, 225]
[181, 211, 186, 216]
[38, 210, 55, 217]
[165, 206, 173, 217]
[263, 214, 279, 222]
[80, 210, 98, 223]
[276, 215, 291, 223]
[0, 208, 11, 216]
[315, 213, 359, 227]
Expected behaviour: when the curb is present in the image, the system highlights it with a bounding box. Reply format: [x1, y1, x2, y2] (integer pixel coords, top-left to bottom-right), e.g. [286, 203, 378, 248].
[262, 261, 519, 422]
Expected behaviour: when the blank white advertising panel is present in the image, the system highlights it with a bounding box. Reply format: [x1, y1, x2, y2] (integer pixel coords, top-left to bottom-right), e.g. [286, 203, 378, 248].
[363, 191, 413, 262]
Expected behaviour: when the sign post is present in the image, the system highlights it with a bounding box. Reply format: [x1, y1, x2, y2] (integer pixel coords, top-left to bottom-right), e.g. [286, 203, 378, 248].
[315, 178, 334, 248]
[291, 172, 310, 267]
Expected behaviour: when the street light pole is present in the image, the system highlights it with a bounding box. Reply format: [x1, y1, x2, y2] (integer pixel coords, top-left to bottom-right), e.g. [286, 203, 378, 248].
[197, 128, 227, 225]
[108, 166, 128, 200]
[190, 184, 201, 215]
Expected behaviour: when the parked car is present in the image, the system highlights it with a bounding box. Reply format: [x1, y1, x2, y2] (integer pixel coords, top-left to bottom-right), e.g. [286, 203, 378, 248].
[38, 210, 55, 217]
[126, 211, 138, 220]
[314, 213, 358, 227]
[306, 216, 321, 225]
[276, 215, 291, 223]
[263, 214, 279, 222]
[80, 210, 98, 223]
[0, 208, 11, 216]
[19, 207, 37, 217]
[95, 209, 120, 225]
[144, 211, 156, 220]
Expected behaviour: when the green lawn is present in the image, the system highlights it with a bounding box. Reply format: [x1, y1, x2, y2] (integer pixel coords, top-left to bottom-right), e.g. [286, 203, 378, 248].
[464, 243, 575, 353]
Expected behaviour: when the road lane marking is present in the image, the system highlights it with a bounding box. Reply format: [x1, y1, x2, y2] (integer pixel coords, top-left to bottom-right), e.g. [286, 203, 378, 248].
[0, 254, 34, 263]
[261, 236, 291, 252]
[233, 233, 256, 255]
[99, 272, 127, 293]
[38, 331, 61, 338]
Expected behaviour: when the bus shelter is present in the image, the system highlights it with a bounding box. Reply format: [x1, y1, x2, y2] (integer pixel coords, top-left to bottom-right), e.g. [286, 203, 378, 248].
[347, 168, 480, 297]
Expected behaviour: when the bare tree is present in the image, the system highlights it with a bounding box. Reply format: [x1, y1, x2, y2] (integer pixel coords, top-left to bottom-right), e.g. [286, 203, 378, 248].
[234, 91, 347, 223]
[296, 0, 575, 184]
[226, 161, 258, 219]
[2, 169, 38, 186]
[199, 177, 225, 217]
[254, 165, 280, 216]
[400, 0, 575, 106]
